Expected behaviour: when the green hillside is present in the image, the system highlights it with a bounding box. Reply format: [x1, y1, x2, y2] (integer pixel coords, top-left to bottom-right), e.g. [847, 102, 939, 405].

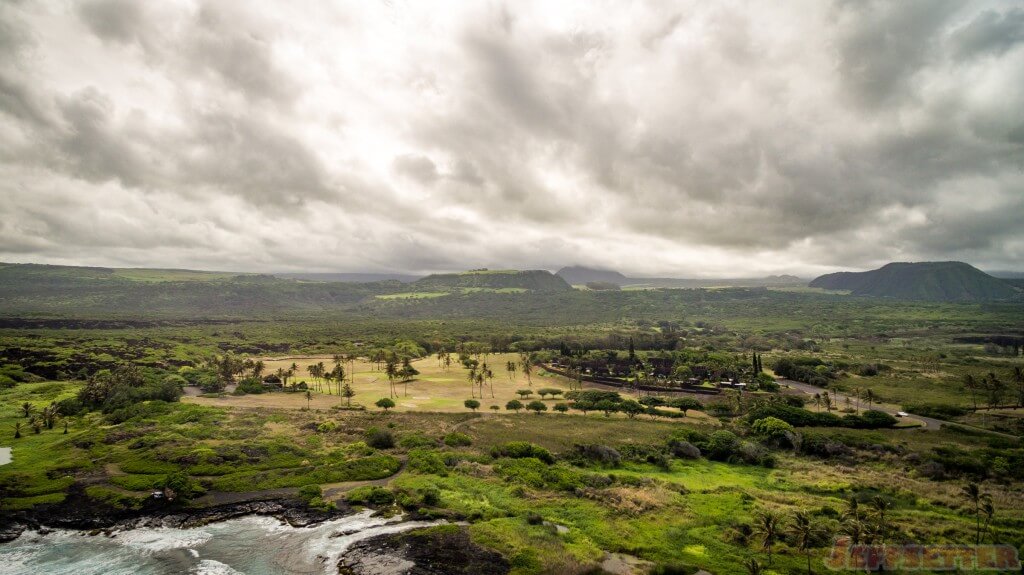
[809, 261, 1021, 301]
[411, 269, 573, 293]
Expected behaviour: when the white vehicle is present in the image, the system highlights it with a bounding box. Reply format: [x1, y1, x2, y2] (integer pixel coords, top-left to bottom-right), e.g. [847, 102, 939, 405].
[896, 411, 909, 417]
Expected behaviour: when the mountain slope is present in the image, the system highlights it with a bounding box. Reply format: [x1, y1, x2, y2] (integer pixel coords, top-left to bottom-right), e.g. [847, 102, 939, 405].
[412, 270, 573, 292]
[556, 266, 630, 286]
[809, 262, 1020, 301]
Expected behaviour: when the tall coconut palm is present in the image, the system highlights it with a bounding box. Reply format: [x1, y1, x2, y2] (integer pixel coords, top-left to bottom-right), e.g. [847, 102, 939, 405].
[753, 510, 783, 565]
[869, 496, 892, 543]
[790, 511, 824, 574]
[961, 482, 991, 545]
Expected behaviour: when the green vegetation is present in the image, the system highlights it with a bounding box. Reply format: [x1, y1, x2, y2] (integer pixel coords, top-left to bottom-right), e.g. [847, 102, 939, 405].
[1, 262, 1023, 573]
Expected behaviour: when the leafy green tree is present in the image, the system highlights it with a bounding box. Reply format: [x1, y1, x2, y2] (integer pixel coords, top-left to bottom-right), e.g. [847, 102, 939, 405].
[553, 403, 569, 414]
[375, 397, 396, 412]
[489, 405, 500, 412]
[619, 400, 644, 419]
[537, 388, 562, 399]
[595, 399, 618, 417]
[464, 399, 481, 412]
[505, 399, 523, 412]
[526, 400, 548, 414]
[516, 389, 533, 399]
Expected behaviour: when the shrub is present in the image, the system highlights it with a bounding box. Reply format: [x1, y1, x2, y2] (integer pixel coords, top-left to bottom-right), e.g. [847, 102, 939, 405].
[668, 440, 701, 459]
[490, 441, 554, 464]
[398, 433, 436, 448]
[567, 444, 622, 467]
[162, 471, 202, 501]
[706, 431, 740, 461]
[750, 416, 794, 440]
[903, 403, 968, 419]
[463, 399, 481, 412]
[860, 410, 898, 428]
[317, 420, 338, 433]
[553, 403, 569, 414]
[55, 397, 85, 416]
[408, 448, 448, 475]
[375, 398, 396, 411]
[365, 427, 395, 449]
[443, 432, 472, 447]
[346, 486, 395, 506]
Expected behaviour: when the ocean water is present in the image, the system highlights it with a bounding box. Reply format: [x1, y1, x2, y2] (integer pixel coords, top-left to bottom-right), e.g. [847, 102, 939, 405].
[0, 510, 443, 575]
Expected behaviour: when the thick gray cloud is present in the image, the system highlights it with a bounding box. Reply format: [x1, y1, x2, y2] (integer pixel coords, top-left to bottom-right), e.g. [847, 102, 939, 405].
[0, 0, 1022, 277]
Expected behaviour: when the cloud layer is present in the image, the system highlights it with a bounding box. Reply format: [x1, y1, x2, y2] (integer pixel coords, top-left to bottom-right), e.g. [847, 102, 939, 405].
[1, 0, 1022, 277]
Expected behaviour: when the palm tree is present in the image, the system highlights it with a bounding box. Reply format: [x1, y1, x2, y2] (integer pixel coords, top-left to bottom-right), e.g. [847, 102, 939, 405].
[506, 360, 517, 381]
[743, 557, 764, 575]
[822, 391, 833, 412]
[981, 501, 995, 543]
[961, 482, 991, 545]
[853, 386, 861, 413]
[753, 510, 783, 565]
[13, 421, 22, 439]
[865, 389, 875, 410]
[520, 354, 533, 387]
[1013, 366, 1024, 408]
[964, 374, 979, 410]
[21, 402, 33, 418]
[467, 367, 477, 399]
[869, 496, 892, 543]
[813, 393, 821, 412]
[385, 359, 399, 398]
[790, 511, 824, 574]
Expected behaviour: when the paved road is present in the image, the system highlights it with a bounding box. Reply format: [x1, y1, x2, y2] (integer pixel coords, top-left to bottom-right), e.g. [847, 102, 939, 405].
[778, 379, 945, 431]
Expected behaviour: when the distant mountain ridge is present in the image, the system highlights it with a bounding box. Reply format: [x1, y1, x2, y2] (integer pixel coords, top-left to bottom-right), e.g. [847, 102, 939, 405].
[277, 272, 420, 283]
[555, 266, 804, 288]
[809, 261, 1021, 301]
[412, 270, 573, 292]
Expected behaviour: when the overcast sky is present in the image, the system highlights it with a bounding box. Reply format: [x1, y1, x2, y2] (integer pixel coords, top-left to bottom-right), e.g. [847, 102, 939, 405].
[1, 1, 1022, 277]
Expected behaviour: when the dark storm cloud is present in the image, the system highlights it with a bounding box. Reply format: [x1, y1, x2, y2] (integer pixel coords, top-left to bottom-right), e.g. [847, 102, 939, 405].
[0, 1, 1022, 275]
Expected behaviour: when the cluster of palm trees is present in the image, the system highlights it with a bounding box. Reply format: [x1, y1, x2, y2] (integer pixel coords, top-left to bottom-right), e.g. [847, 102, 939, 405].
[13, 401, 64, 439]
[749, 496, 902, 575]
[750, 508, 831, 574]
[812, 388, 877, 414]
[961, 482, 996, 545]
[963, 369, 1024, 410]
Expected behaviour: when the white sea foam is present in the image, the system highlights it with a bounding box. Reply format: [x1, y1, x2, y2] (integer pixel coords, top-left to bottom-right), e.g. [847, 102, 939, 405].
[192, 559, 245, 575]
[116, 527, 213, 553]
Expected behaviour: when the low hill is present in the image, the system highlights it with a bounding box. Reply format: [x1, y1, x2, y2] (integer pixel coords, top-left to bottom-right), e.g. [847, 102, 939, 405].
[556, 266, 804, 288]
[276, 272, 420, 283]
[412, 270, 573, 292]
[556, 266, 630, 286]
[809, 261, 1021, 301]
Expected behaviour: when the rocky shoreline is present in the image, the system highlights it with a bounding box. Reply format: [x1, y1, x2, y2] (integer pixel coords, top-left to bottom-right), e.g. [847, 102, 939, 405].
[0, 487, 345, 543]
[337, 524, 509, 575]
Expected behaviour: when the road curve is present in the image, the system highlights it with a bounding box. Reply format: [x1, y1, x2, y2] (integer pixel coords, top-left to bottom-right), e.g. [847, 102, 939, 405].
[778, 378, 945, 431]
